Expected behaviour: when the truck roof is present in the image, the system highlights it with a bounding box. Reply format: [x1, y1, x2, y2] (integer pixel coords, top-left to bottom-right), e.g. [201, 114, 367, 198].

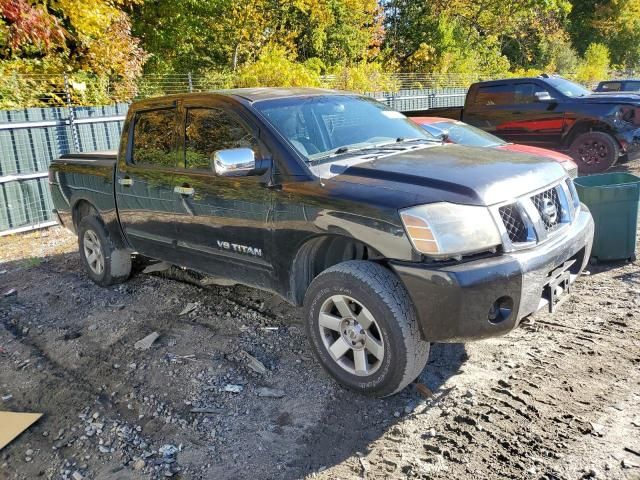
[131, 88, 347, 109]
[472, 77, 540, 86]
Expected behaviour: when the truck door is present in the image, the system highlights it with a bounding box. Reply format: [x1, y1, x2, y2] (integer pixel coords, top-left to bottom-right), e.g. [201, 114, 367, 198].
[170, 99, 275, 289]
[464, 82, 564, 148]
[115, 103, 182, 260]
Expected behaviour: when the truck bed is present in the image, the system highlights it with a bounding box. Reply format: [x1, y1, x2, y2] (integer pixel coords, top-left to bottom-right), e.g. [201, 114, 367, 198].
[58, 150, 117, 163]
[49, 150, 118, 232]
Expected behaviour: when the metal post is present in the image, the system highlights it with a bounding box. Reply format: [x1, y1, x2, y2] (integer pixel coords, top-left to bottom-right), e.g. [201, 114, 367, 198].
[188, 72, 193, 93]
[64, 74, 81, 153]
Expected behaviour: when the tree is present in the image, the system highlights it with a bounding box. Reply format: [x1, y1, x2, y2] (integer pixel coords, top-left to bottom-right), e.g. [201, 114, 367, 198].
[569, 0, 640, 69]
[576, 43, 611, 81]
[132, 0, 383, 74]
[1, 0, 146, 103]
[384, 0, 571, 72]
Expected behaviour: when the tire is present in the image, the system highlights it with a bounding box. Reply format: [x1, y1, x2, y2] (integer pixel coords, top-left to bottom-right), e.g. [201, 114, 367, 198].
[78, 215, 131, 287]
[569, 131, 619, 174]
[303, 260, 430, 397]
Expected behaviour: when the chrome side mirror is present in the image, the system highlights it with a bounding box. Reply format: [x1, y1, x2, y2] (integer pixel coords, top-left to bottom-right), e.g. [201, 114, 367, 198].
[213, 148, 255, 177]
[534, 91, 555, 103]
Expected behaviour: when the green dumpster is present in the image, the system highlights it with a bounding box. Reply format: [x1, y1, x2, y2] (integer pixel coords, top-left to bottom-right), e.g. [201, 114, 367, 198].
[574, 172, 640, 262]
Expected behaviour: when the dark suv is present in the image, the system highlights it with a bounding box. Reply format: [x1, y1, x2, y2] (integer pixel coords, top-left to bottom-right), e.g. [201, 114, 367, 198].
[412, 75, 640, 173]
[595, 79, 640, 93]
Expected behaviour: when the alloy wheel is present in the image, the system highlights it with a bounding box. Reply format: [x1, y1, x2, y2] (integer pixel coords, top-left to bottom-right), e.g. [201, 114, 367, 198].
[83, 229, 105, 275]
[318, 294, 385, 376]
[576, 139, 609, 166]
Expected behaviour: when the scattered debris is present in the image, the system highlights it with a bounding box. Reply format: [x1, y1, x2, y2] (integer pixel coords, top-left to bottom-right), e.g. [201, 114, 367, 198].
[179, 303, 198, 316]
[589, 422, 605, 436]
[201, 276, 237, 286]
[159, 444, 179, 457]
[3, 288, 16, 297]
[190, 407, 224, 414]
[142, 261, 172, 274]
[624, 447, 640, 458]
[242, 350, 268, 374]
[256, 387, 285, 398]
[134, 332, 160, 350]
[224, 384, 243, 394]
[415, 383, 433, 399]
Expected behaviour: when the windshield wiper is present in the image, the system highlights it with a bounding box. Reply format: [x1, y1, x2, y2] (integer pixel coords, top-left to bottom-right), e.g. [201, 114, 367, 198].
[395, 137, 438, 144]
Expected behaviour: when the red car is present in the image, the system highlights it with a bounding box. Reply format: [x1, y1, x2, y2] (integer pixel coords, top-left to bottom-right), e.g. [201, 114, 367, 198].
[412, 117, 579, 178]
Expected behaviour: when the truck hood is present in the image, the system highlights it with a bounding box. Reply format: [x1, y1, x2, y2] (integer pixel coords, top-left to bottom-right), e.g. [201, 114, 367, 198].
[322, 144, 566, 207]
[577, 93, 640, 105]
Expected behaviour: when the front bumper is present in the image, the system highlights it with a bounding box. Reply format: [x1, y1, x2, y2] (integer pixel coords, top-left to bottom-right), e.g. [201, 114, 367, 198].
[390, 205, 594, 342]
[617, 127, 640, 160]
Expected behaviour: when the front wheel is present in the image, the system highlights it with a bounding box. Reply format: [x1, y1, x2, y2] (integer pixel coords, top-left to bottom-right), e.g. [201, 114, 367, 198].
[569, 131, 619, 174]
[303, 261, 430, 397]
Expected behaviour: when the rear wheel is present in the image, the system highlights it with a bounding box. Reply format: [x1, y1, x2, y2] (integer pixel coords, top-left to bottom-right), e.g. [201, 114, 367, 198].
[78, 215, 131, 287]
[304, 261, 430, 397]
[569, 131, 619, 174]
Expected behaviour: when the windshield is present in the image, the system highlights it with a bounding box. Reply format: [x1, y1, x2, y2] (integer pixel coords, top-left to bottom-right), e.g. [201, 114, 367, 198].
[544, 77, 590, 98]
[254, 95, 435, 163]
[421, 121, 505, 147]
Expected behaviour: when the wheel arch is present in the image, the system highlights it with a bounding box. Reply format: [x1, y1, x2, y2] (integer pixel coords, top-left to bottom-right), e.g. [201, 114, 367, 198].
[71, 196, 129, 250]
[563, 119, 621, 150]
[288, 234, 385, 306]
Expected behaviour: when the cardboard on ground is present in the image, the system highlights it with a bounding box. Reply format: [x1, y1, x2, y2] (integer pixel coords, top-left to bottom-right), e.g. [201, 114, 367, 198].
[0, 412, 42, 450]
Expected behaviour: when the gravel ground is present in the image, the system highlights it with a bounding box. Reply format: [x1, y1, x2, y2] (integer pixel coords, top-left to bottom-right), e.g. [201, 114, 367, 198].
[1, 166, 640, 480]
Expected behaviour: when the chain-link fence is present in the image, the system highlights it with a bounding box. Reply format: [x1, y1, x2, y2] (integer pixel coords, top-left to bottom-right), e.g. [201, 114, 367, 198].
[4, 71, 636, 109]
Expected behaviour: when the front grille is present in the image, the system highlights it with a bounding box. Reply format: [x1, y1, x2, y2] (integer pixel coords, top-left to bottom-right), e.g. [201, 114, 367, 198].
[499, 204, 529, 243]
[531, 187, 562, 230]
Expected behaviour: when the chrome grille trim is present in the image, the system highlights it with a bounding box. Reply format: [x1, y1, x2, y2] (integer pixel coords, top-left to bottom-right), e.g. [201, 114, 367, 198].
[490, 177, 579, 253]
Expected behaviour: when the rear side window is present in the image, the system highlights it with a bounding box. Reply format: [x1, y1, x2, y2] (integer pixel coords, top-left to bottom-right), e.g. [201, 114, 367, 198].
[131, 108, 178, 167]
[473, 85, 515, 106]
[626, 81, 640, 91]
[185, 108, 259, 170]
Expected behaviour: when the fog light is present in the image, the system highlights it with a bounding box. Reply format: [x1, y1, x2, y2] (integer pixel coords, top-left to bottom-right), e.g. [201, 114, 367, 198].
[488, 296, 514, 324]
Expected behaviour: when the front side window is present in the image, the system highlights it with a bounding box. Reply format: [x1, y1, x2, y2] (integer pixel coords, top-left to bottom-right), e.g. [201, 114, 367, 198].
[625, 81, 640, 91]
[185, 108, 259, 170]
[131, 108, 178, 167]
[599, 82, 621, 92]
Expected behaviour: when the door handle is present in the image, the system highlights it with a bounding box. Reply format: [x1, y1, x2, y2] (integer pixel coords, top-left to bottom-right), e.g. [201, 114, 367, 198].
[118, 177, 133, 187]
[174, 185, 195, 196]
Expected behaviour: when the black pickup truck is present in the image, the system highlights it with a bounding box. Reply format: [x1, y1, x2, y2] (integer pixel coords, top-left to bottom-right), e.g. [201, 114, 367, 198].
[49, 89, 594, 397]
[410, 75, 640, 173]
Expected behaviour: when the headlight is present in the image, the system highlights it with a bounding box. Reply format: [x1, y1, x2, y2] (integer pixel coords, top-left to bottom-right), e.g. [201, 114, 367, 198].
[562, 159, 578, 178]
[400, 202, 502, 258]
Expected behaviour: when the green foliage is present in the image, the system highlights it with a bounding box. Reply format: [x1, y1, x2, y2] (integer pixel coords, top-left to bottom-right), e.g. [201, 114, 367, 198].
[575, 43, 611, 82]
[3, 0, 640, 110]
[236, 46, 321, 88]
[327, 62, 398, 92]
[569, 0, 640, 68]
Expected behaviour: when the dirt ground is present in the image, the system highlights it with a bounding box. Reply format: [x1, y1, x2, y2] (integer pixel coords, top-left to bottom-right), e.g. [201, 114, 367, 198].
[1, 167, 640, 480]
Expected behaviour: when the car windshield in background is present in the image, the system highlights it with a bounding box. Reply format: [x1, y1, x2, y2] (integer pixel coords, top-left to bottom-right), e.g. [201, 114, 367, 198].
[423, 121, 506, 147]
[545, 77, 590, 98]
[254, 95, 435, 163]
